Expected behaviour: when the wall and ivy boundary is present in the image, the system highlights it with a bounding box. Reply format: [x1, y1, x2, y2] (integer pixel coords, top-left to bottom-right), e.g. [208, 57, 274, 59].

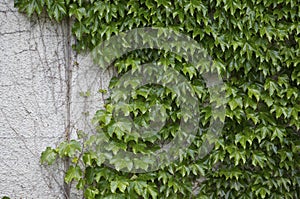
[14, 0, 300, 198]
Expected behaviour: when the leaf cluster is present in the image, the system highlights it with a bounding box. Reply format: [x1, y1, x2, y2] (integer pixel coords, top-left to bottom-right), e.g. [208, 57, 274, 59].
[16, 0, 300, 198]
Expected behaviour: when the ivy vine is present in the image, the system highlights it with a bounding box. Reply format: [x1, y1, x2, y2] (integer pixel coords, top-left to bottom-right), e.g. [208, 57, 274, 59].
[15, 0, 300, 198]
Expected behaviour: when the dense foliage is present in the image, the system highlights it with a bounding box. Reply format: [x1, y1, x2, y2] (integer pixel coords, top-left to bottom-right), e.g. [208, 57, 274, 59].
[15, 0, 300, 198]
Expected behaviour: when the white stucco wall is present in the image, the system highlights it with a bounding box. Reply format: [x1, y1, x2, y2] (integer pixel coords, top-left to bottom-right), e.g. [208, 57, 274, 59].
[0, 1, 110, 198]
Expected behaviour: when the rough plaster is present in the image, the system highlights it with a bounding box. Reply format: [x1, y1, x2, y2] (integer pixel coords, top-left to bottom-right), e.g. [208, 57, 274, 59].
[0, 1, 111, 198]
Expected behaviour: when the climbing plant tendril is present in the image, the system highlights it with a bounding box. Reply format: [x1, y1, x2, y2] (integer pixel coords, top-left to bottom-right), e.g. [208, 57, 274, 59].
[15, 0, 300, 198]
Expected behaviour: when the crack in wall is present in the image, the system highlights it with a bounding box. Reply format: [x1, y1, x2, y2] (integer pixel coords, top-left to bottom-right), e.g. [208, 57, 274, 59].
[0, 30, 30, 35]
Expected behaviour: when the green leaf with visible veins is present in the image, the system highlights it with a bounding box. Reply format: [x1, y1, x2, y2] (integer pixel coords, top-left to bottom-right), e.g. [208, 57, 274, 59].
[65, 165, 82, 183]
[41, 147, 57, 165]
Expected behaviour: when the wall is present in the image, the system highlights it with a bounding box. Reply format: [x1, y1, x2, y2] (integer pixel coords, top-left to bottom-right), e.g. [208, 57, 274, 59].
[0, 1, 110, 198]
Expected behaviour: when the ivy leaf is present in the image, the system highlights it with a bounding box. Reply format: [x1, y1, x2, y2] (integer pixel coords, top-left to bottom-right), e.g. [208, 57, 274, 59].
[248, 85, 261, 101]
[73, 22, 89, 40]
[84, 188, 99, 199]
[41, 147, 57, 165]
[182, 65, 197, 79]
[271, 127, 285, 143]
[58, 140, 81, 157]
[235, 134, 247, 149]
[252, 151, 267, 168]
[230, 150, 246, 166]
[147, 186, 158, 199]
[228, 97, 243, 110]
[264, 78, 279, 96]
[93, 110, 112, 126]
[254, 186, 270, 199]
[110, 180, 129, 193]
[49, 0, 66, 21]
[65, 165, 82, 183]
[133, 157, 153, 170]
[132, 180, 147, 195]
[16, 0, 44, 16]
[109, 157, 133, 171]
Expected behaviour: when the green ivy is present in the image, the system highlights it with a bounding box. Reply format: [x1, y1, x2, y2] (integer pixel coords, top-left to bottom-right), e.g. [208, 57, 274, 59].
[15, 0, 300, 198]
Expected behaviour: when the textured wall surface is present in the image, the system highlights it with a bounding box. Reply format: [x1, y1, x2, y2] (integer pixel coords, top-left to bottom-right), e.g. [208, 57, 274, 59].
[0, 1, 110, 198]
